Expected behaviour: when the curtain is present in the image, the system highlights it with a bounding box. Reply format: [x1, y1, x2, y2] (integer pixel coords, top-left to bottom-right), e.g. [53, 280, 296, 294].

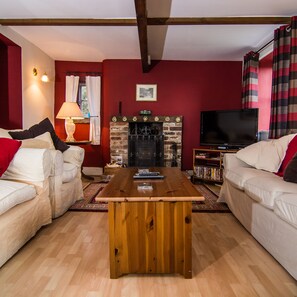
[269, 16, 297, 138]
[65, 75, 79, 102]
[241, 51, 259, 109]
[86, 76, 101, 145]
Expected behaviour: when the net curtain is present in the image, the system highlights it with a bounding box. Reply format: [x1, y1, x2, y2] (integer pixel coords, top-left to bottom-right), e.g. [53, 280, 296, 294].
[241, 51, 259, 109]
[269, 16, 297, 138]
[86, 76, 101, 145]
[65, 75, 79, 102]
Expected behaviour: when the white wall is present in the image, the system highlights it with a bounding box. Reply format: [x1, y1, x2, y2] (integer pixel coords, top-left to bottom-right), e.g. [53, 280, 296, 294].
[0, 27, 55, 128]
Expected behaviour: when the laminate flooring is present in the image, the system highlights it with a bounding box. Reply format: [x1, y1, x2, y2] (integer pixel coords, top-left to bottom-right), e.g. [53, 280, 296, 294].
[0, 212, 296, 297]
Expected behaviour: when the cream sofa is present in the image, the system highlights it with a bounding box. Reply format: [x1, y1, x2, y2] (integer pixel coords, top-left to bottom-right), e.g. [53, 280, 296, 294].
[219, 146, 297, 280]
[49, 146, 84, 218]
[1, 122, 85, 219]
[0, 147, 52, 267]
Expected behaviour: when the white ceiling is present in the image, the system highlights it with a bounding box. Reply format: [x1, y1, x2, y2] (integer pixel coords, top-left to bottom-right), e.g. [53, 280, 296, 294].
[0, 0, 296, 62]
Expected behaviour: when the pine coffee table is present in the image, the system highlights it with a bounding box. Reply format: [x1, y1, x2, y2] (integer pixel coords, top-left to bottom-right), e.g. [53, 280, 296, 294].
[96, 167, 204, 279]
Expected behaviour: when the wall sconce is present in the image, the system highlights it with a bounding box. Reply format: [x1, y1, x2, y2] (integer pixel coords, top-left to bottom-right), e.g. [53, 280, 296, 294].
[33, 67, 49, 82]
[41, 73, 49, 82]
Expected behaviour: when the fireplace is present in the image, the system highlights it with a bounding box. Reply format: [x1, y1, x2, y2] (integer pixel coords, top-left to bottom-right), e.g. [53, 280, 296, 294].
[128, 122, 164, 167]
[109, 115, 183, 168]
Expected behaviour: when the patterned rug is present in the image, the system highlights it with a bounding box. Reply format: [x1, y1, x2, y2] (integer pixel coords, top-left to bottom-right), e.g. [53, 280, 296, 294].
[69, 181, 230, 213]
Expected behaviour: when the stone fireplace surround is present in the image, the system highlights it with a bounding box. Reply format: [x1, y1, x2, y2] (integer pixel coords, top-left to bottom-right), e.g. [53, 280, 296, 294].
[110, 115, 183, 168]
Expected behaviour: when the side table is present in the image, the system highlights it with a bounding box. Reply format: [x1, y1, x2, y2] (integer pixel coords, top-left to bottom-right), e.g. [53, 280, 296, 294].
[65, 140, 94, 180]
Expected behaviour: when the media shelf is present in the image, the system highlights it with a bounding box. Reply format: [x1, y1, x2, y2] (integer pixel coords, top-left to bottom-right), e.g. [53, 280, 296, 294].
[192, 148, 237, 183]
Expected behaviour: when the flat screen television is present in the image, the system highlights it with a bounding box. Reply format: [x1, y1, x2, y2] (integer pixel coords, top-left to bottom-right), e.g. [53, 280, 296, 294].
[200, 108, 258, 149]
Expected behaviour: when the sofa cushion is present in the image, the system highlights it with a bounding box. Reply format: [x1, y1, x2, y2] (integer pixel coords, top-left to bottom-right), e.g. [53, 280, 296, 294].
[20, 132, 55, 150]
[244, 175, 297, 209]
[9, 118, 69, 152]
[0, 138, 22, 176]
[21, 138, 51, 149]
[225, 166, 270, 190]
[283, 152, 297, 183]
[236, 133, 296, 172]
[0, 128, 12, 139]
[2, 148, 51, 183]
[0, 180, 36, 215]
[62, 163, 78, 183]
[277, 135, 297, 177]
[274, 194, 297, 229]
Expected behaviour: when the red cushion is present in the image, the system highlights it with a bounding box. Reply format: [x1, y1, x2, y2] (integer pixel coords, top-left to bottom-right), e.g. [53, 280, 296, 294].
[0, 138, 21, 176]
[277, 135, 297, 176]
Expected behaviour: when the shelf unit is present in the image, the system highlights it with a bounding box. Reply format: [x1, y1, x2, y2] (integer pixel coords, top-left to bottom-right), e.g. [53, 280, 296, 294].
[192, 148, 237, 183]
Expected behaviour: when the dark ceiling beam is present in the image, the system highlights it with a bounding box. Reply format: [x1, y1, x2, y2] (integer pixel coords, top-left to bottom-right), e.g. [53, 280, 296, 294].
[134, 0, 150, 73]
[0, 16, 291, 27]
[0, 18, 137, 26]
[148, 16, 291, 25]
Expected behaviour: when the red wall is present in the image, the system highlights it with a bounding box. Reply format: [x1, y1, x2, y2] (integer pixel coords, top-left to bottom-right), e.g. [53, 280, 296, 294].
[55, 59, 242, 170]
[102, 60, 242, 169]
[258, 53, 273, 131]
[0, 34, 22, 129]
[55, 61, 103, 167]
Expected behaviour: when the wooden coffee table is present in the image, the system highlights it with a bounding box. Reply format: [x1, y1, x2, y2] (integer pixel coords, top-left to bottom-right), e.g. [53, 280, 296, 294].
[96, 167, 204, 279]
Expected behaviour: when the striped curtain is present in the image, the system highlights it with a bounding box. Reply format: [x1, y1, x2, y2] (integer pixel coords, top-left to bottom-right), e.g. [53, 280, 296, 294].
[269, 16, 297, 138]
[242, 51, 259, 109]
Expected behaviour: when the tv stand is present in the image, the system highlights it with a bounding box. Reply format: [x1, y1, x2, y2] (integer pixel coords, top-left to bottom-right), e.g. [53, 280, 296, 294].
[192, 148, 238, 183]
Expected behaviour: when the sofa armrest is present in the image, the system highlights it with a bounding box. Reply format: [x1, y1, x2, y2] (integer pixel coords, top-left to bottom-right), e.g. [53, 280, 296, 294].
[48, 149, 64, 176]
[62, 145, 85, 167]
[223, 153, 252, 171]
[1, 148, 51, 183]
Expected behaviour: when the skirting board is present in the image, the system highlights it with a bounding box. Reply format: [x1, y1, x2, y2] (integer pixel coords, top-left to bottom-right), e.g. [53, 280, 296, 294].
[83, 167, 103, 176]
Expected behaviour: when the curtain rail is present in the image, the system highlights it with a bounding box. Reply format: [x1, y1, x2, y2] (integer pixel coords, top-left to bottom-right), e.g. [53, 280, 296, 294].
[66, 71, 101, 76]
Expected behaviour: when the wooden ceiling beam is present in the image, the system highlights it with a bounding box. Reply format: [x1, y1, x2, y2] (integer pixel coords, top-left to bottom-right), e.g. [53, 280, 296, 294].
[0, 18, 137, 26]
[148, 16, 291, 25]
[0, 16, 290, 27]
[134, 0, 150, 73]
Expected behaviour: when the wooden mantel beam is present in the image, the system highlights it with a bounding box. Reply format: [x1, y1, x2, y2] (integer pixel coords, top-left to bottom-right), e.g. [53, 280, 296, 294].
[0, 16, 290, 26]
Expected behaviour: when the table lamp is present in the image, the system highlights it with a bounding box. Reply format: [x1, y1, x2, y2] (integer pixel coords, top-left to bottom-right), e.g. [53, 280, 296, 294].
[56, 102, 84, 142]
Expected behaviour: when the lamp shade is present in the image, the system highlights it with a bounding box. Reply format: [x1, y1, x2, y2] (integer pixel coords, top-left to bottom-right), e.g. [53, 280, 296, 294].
[56, 102, 84, 119]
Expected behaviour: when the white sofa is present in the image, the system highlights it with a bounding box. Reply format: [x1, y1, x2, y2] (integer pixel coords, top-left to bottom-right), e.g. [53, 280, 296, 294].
[219, 152, 297, 280]
[0, 148, 52, 267]
[1, 125, 85, 218]
[49, 146, 84, 218]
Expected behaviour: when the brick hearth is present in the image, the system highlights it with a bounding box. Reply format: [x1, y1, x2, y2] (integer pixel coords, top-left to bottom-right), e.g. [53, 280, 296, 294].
[110, 115, 183, 168]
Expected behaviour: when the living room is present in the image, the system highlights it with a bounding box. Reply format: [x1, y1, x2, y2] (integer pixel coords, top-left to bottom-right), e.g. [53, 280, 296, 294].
[1, 0, 297, 296]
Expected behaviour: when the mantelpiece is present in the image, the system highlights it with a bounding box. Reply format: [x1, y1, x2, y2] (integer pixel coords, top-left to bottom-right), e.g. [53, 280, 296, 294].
[110, 115, 183, 168]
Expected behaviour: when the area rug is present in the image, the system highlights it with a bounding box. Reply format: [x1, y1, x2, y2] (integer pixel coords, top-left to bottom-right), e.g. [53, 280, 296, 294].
[69, 182, 230, 213]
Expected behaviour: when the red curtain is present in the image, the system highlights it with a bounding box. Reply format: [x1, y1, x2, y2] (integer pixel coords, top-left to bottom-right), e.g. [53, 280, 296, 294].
[242, 51, 259, 109]
[269, 16, 297, 138]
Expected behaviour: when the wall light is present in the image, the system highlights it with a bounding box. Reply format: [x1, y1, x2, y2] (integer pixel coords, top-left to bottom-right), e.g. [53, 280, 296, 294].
[41, 73, 49, 82]
[33, 67, 49, 82]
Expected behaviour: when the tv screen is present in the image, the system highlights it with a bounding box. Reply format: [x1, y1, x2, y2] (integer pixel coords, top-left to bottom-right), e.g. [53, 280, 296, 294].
[200, 109, 258, 149]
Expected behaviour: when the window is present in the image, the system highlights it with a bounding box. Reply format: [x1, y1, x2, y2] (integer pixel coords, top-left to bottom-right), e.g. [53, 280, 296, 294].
[77, 83, 89, 118]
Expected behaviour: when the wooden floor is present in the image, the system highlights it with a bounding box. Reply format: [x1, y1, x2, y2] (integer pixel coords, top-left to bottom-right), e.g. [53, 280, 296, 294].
[0, 211, 296, 297]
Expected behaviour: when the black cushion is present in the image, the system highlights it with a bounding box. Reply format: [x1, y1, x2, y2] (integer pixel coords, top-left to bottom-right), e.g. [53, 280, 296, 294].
[283, 152, 297, 183]
[9, 118, 69, 152]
